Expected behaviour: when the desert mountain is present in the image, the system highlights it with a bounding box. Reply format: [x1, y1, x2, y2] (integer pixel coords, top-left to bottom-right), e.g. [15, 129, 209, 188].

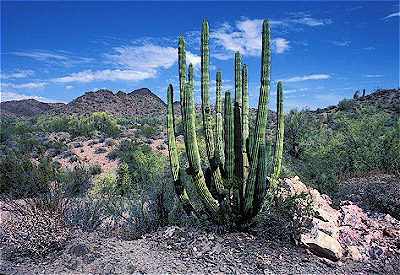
[1, 88, 398, 119]
[48, 88, 166, 118]
[0, 99, 64, 117]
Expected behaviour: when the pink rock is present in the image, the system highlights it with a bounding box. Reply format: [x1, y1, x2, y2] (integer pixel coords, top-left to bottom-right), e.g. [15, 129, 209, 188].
[341, 204, 368, 229]
[312, 218, 340, 239]
[300, 227, 343, 261]
[339, 226, 362, 244]
[347, 246, 363, 261]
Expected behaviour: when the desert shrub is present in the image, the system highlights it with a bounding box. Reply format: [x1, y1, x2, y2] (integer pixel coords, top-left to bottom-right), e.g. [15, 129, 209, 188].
[0, 147, 61, 199]
[156, 144, 166, 150]
[94, 146, 107, 154]
[88, 140, 178, 239]
[1, 190, 70, 258]
[284, 109, 319, 158]
[26, 112, 121, 138]
[105, 138, 115, 147]
[337, 98, 355, 111]
[136, 124, 161, 139]
[254, 188, 314, 241]
[59, 165, 94, 196]
[288, 108, 400, 196]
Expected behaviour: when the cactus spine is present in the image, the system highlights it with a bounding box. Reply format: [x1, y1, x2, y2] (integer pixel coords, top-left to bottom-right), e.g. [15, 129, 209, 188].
[168, 19, 284, 225]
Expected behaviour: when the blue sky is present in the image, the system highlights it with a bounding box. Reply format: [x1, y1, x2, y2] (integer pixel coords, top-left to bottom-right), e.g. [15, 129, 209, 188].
[1, 1, 399, 110]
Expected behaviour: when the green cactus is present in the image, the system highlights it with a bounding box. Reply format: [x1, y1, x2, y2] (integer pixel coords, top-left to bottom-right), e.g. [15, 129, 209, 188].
[271, 82, 284, 189]
[167, 19, 284, 225]
[201, 19, 224, 194]
[224, 91, 234, 182]
[215, 70, 224, 168]
[167, 84, 193, 213]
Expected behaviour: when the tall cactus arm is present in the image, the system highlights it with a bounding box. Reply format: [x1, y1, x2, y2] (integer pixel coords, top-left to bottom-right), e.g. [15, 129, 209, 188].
[178, 35, 187, 118]
[244, 19, 271, 214]
[242, 64, 249, 145]
[167, 84, 180, 182]
[215, 70, 225, 167]
[271, 81, 284, 189]
[252, 143, 268, 214]
[201, 19, 216, 161]
[224, 91, 234, 182]
[234, 103, 244, 181]
[167, 84, 193, 213]
[242, 64, 250, 181]
[235, 52, 243, 107]
[182, 68, 220, 216]
[201, 19, 224, 193]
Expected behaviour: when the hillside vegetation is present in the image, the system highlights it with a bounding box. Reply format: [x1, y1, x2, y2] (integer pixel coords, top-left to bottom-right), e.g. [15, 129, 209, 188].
[0, 88, 399, 273]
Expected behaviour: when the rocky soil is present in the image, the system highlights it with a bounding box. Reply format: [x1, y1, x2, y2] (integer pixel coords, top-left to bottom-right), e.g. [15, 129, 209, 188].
[2, 225, 398, 275]
[1, 176, 399, 274]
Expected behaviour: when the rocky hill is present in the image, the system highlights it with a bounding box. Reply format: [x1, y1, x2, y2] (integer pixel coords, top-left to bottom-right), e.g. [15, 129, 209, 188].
[0, 99, 64, 117]
[2, 88, 398, 120]
[314, 88, 400, 117]
[0, 88, 167, 118]
[48, 88, 166, 118]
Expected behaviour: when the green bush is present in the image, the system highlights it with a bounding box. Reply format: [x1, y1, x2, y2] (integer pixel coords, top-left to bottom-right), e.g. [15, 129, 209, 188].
[337, 98, 355, 111]
[0, 146, 61, 199]
[285, 106, 400, 197]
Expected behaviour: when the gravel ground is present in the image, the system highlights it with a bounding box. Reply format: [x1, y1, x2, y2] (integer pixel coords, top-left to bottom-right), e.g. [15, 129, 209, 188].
[2, 226, 397, 275]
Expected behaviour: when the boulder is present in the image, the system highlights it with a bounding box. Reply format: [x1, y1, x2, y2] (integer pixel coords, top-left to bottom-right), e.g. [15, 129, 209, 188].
[300, 227, 343, 261]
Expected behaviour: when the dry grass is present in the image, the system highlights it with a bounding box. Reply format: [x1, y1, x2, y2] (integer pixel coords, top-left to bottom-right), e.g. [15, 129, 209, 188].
[1, 187, 70, 259]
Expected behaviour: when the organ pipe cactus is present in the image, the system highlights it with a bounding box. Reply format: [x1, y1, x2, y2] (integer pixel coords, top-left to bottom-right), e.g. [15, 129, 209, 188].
[167, 19, 284, 225]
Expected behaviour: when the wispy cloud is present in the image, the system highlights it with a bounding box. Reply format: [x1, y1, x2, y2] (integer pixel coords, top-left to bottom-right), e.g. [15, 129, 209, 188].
[0, 92, 62, 103]
[103, 43, 201, 78]
[365, 74, 383, 78]
[10, 50, 94, 67]
[332, 41, 351, 46]
[286, 12, 333, 26]
[2, 82, 48, 89]
[277, 74, 331, 83]
[383, 11, 400, 20]
[51, 69, 155, 83]
[1, 69, 35, 79]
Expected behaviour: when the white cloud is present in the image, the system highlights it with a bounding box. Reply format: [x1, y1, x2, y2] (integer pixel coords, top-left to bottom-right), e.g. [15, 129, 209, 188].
[1, 82, 48, 89]
[272, 38, 290, 53]
[277, 74, 331, 83]
[271, 87, 308, 95]
[51, 69, 155, 83]
[293, 17, 331, 26]
[11, 50, 94, 67]
[365, 74, 384, 78]
[332, 41, 351, 46]
[383, 11, 400, 20]
[0, 92, 62, 103]
[66, 85, 74, 90]
[1, 69, 35, 79]
[210, 19, 290, 57]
